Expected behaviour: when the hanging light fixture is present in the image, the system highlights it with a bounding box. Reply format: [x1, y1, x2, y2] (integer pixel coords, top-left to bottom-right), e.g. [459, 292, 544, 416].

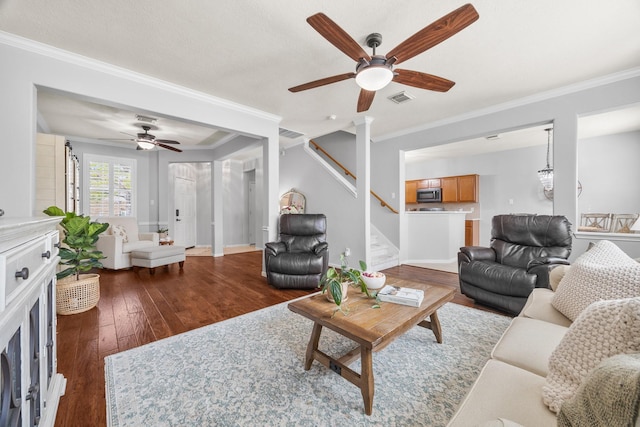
[538, 128, 554, 190]
[355, 33, 394, 92]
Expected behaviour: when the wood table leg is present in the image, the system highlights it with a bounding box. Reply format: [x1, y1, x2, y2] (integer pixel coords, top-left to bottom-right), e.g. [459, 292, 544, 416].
[305, 323, 322, 370]
[430, 310, 443, 344]
[360, 346, 374, 415]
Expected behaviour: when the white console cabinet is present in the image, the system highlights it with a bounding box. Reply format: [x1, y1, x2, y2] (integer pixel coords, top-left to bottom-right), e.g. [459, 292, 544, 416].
[0, 217, 67, 427]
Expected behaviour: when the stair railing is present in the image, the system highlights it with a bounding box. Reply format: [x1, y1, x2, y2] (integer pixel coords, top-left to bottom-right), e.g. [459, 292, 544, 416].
[309, 139, 398, 214]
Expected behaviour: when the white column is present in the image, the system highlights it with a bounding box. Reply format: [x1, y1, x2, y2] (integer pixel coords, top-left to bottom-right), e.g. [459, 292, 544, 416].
[212, 160, 224, 256]
[261, 130, 280, 273]
[353, 116, 374, 268]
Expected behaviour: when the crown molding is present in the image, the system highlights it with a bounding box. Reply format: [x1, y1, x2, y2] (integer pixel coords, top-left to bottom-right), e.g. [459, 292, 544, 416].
[0, 31, 282, 124]
[376, 67, 640, 143]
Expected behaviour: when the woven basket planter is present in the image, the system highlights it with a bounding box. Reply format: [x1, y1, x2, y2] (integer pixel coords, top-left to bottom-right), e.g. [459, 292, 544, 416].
[56, 273, 100, 315]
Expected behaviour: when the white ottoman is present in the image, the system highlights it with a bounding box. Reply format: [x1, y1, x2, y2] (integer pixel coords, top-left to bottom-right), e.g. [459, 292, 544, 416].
[130, 245, 186, 275]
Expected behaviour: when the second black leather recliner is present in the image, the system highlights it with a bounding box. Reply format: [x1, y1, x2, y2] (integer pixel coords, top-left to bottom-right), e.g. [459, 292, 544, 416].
[458, 214, 572, 315]
[264, 214, 328, 289]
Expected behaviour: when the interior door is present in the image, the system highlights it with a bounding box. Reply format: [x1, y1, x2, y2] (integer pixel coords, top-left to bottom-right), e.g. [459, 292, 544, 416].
[174, 177, 196, 248]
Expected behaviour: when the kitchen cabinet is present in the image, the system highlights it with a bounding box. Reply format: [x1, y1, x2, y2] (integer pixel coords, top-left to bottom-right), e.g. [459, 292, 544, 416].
[441, 177, 458, 202]
[458, 174, 479, 203]
[442, 174, 479, 203]
[417, 178, 441, 189]
[405, 181, 418, 203]
[465, 220, 479, 246]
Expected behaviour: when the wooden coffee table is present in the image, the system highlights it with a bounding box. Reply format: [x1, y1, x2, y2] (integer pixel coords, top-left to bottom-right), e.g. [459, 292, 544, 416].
[288, 277, 455, 415]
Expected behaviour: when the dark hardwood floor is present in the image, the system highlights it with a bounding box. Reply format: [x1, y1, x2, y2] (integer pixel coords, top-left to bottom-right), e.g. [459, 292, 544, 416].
[54, 251, 497, 427]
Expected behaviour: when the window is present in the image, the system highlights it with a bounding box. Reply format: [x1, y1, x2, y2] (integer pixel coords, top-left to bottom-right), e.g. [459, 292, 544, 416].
[83, 155, 136, 217]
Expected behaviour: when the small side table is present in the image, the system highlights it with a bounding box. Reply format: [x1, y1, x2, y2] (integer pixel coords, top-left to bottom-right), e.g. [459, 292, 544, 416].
[159, 240, 174, 246]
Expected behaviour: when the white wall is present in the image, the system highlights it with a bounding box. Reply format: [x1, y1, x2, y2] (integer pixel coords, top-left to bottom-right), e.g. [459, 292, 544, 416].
[279, 143, 363, 266]
[371, 72, 640, 260]
[222, 159, 249, 246]
[578, 130, 640, 215]
[0, 34, 281, 248]
[406, 144, 554, 245]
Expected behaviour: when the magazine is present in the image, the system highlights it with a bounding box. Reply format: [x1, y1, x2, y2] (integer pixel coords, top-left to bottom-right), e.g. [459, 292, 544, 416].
[377, 285, 424, 307]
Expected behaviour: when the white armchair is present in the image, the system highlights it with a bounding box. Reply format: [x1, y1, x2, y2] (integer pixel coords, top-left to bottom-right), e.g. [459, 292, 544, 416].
[95, 217, 159, 270]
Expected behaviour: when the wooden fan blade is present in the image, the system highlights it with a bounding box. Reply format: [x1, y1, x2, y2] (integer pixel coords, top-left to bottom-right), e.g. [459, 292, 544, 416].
[289, 72, 356, 92]
[357, 89, 376, 112]
[386, 3, 479, 65]
[155, 139, 181, 144]
[307, 13, 371, 62]
[156, 142, 182, 152]
[393, 69, 455, 92]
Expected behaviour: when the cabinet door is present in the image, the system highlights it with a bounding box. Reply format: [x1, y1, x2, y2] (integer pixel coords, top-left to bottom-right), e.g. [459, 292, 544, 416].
[441, 177, 458, 202]
[405, 181, 418, 203]
[428, 178, 441, 188]
[465, 220, 479, 246]
[458, 175, 478, 202]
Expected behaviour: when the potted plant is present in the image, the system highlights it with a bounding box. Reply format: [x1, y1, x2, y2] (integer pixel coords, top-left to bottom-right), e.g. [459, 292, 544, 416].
[43, 206, 109, 314]
[158, 227, 169, 240]
[320, 255, 371, 315]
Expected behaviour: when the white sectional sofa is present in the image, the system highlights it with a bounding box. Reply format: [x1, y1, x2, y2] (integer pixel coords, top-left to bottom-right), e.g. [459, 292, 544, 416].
[448, 241, 640, 427]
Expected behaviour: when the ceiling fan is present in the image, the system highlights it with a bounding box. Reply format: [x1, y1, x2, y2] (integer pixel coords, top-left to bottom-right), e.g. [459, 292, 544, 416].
[288, 3, 479, 112]
[103, 125, 183, 152]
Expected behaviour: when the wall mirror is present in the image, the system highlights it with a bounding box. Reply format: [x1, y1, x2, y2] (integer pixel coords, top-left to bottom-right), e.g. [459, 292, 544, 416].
[280, 189, 305, 214]
[577, 103, 640, 235]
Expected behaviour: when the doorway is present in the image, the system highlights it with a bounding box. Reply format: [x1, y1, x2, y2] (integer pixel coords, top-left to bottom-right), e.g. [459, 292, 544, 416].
[174, 176, 196, 248]
[168, 163, 211, 250]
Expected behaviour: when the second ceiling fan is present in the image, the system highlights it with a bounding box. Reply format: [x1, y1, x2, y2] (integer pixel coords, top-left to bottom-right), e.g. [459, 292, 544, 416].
[289, 3, 479, 112]
[104, 125, 183, 152]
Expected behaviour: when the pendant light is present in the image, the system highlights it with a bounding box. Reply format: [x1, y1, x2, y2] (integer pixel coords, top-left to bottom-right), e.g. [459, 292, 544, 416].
[537, 128, 554, 190]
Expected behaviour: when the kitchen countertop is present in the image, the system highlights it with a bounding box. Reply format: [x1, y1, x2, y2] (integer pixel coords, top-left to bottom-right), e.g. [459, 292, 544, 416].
[406, 210, 472, 214]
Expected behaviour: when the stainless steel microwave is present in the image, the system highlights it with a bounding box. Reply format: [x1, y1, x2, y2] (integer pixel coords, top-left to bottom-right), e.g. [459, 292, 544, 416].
[417, 188, 442, 203]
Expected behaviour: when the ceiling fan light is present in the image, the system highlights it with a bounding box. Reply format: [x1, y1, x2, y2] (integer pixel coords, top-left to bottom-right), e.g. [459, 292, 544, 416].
[356, 66, 393, 91]
[137, 141, 155, 150]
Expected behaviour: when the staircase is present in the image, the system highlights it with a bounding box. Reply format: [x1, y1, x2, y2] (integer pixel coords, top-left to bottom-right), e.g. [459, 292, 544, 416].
[370, 225, 399, 271]
[303, 139, 400, 271]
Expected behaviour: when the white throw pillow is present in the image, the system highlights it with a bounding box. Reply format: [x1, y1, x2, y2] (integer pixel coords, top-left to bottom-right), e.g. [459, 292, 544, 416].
[542, 297, 640, 413]
[552, 240, 640, 321]
[111, 224, 129, 243]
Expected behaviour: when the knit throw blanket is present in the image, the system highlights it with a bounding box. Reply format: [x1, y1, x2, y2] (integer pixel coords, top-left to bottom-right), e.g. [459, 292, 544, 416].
[558, 353, 640, 427]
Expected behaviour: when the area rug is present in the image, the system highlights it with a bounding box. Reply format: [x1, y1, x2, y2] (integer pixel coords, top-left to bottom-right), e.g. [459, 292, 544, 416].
[105, 299, 511, 426]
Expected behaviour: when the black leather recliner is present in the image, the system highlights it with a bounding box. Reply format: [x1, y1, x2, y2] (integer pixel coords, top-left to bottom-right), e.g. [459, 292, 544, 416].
[264, 214, 329, 289]
[458, 214, 572, 315]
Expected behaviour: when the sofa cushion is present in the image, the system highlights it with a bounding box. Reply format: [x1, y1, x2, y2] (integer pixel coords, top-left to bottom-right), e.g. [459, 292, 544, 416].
[491, 317, 568, 377]
[542, 297, 640, 413]
[111, 224, 129, 243]
[122, 240, 156, 253]
[446, 360, 556, 427]
[100, 217, 141, 243]
[476, 419, 525, 427]
[520, 288, 572, 327]
[549, 264, 569, 291]
[557, 353, 640, 427]
[552, 240, 640, 321]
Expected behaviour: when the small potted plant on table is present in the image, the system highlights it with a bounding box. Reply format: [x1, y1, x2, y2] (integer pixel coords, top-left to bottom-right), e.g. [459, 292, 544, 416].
[320, 254, 376, 315]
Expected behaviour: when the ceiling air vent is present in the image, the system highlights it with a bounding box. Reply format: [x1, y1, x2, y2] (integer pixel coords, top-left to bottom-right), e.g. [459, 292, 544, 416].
[136, 114, 157, 124]
[387, 91, 415, 104]
[279, 127, 305, 139]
